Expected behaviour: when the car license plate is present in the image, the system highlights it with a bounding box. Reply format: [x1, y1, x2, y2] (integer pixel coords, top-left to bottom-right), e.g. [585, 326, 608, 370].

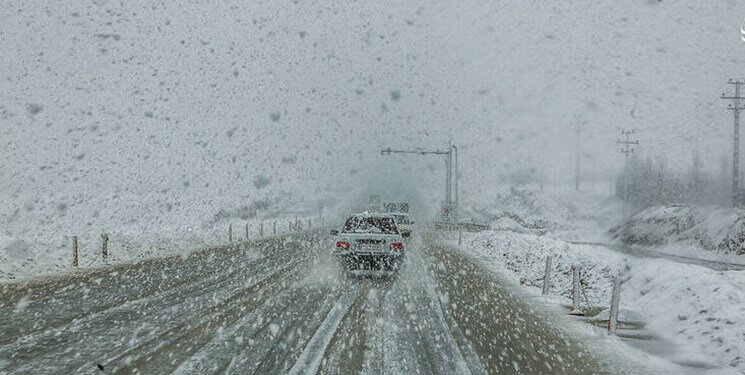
[361, 244, 380, 251]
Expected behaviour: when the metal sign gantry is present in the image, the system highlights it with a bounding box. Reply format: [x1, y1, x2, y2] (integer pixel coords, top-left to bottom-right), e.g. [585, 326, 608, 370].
[381, 143, 458, 222]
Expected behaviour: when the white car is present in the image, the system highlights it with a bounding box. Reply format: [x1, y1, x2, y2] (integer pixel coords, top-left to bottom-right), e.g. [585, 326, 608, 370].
[330, 213, 406, 272]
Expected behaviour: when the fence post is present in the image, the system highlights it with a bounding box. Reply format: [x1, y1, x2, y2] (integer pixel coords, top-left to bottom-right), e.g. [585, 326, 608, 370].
[101, 234, 108, 259]
[260, 222, 264, 237]
[245, 223, 249, 241]
[72, 236, 79, 267]
[273, 221, 277, 235]
[288, 221, 292, 232]
[228, 223, 233, 243]
[308, 218, 311, 229]
[295, 216, 299, 231]
[569, 265, 584, 315]
[458, 227, 462, 245]
[608, 276, 622, 334]
[542, 256, 552, 295]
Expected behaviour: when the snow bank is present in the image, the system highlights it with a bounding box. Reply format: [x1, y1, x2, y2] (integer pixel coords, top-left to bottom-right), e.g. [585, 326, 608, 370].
[624, 259, 745, 370]
[458, 229, 745, 372]
[609, 205, 745, 256]
[459, 230, 626, 308]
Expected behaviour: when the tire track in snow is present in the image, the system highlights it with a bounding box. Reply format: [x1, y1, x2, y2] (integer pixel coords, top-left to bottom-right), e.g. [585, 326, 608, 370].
[0, 237, 290, 347]
[102, 259, 308, 374]
[288, 287, 361, 375]
[172, 256, 351, 374]
[3, 254, 272, 356]
[388, 242, 473, 374]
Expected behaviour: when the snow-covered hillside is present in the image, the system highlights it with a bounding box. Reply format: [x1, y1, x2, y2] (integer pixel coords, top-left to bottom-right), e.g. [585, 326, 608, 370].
[609, 205, 745, 256]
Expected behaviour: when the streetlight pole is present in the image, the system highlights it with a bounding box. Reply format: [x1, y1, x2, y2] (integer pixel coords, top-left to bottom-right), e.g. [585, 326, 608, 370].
[452, 144, 458, 219]
[381, 145, 458, 221]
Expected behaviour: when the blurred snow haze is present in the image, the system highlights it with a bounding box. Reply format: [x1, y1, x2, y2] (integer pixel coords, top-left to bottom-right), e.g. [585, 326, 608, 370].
[2, 0, 745, 277]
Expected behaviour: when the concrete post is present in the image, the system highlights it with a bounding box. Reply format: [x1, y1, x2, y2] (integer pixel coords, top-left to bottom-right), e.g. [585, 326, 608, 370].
[569, 265, 583, 316]
[72, 236, 79, 267]
[608, 276, 622, 334]
[542, 256, 552, 295]
[101, 234, 108, 259]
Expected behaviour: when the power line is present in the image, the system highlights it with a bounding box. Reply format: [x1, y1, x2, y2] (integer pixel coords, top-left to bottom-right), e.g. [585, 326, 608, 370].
[642, 121, 712, 150]
[635, 82, 727, 136]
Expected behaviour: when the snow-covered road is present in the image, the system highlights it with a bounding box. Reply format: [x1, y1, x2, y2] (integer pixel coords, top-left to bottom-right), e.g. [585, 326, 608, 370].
[1, 231, 617, 374]
[569, 241, 745, 272]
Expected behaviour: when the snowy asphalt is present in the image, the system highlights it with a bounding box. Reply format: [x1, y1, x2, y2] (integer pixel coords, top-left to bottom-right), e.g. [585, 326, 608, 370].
[0, 230, 616, 374]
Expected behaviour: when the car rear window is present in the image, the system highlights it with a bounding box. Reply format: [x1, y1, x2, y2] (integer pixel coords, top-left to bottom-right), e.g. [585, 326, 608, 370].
[342, 216, 399, 234]
[393, 215, 409, 225]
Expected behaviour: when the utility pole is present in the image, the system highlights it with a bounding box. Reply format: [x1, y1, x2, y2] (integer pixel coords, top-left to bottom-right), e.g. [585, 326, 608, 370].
[575, 122, 581, 191]
[446, 144, 452, 215]
[618, 130, 639, 220]
[540, 142, 545, 190]
[721, 79, 745, 207]
[452, 144, 458, 218]
[381, 145, 458, 221]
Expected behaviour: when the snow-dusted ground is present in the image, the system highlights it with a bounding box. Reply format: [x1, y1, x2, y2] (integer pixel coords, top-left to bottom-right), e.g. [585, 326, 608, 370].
[453, 186, 745, 373]
[454, 230, 745, 373]
[610, 205, 745, 259]
[0, 216, 315, 282]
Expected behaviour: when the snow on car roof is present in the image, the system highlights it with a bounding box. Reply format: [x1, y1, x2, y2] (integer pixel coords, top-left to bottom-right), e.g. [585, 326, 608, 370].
[349, 211, 395, 218]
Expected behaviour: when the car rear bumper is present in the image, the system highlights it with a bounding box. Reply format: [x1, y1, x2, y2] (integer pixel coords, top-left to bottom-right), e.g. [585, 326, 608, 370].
[335, 250, 403, 257]
[334, 252, 404, 269]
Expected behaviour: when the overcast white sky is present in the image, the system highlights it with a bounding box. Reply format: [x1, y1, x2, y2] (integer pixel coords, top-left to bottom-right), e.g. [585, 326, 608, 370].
[2, 0, 745, 227]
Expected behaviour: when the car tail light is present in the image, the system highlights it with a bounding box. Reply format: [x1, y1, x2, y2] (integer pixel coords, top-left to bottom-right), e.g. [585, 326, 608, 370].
[336, 241, 350, 250]
[390, 242, 404, 251]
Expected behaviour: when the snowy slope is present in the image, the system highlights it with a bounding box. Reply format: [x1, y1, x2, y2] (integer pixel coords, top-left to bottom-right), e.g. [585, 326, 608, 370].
[609, 205, 745, 256]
